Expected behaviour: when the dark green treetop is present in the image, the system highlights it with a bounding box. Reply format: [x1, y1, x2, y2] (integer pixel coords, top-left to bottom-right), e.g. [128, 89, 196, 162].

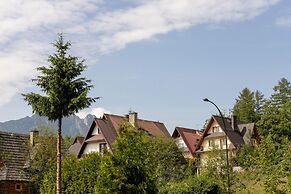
[22, 34, 96, 120]
[233, 88, 264, 123]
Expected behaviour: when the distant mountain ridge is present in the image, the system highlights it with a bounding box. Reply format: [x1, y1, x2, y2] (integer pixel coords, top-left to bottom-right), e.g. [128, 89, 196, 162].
[0, 114, 95, 136]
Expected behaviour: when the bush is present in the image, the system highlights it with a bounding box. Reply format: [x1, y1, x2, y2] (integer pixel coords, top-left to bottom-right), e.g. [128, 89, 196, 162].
[159, 175, 220, 194]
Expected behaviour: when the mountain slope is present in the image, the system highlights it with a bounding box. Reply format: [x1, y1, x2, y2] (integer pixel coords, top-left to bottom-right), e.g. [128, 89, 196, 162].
[0, 114, 95, 136]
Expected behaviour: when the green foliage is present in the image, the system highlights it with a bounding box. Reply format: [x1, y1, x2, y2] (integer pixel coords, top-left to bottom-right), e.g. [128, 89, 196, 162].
[149, 136, 187, 187]
[22, 33, 96, 121]
[95, 124, 158, 194]
[40, 153, 101, 194]
[258, 78, 291, 141]
[235, 134, 291, 193]
[95, 123, 188, 194]
[159, 175, 220, 194]
[28, 125, 57, 193]
[233, 88, 264, 123]
[235, 144, 254, 167]
[23, 34, 96, 193]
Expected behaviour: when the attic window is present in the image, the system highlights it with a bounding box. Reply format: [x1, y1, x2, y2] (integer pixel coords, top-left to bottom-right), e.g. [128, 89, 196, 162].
[97, 128, 100, 134]
[15, 183, 22, 191]
[212, 126, 219, 133]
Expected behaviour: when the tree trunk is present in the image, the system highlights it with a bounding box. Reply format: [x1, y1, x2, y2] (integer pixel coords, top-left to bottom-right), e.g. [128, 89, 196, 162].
[56, 117, 62, 194]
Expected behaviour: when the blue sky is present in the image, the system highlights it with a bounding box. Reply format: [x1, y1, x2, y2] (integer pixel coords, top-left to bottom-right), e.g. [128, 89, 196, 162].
[0, 0, 290, 133]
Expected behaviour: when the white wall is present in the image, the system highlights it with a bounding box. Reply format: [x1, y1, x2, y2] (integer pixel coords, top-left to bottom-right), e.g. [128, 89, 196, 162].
[92, 126, 100, 135]
[83, 142, 108, 154]
[201, 120, 233, 151]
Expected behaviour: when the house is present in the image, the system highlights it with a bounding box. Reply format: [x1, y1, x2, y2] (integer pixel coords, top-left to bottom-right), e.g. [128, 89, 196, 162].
[68, 136, 84, 155]
[172, 127, 202, 158]
[195, 115, 259, 165]
[0, 130, 37, 194]
[78, 112, 170, 158]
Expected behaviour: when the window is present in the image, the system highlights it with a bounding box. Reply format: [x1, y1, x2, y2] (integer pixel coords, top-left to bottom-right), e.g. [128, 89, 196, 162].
[99, 143, 107, 152]
[208, 140, 215, 147]
[97, 128, 100, 134]
[15, 183, 22, 191]
[220, 138, 226, 148]
[212, 126, 219, 133]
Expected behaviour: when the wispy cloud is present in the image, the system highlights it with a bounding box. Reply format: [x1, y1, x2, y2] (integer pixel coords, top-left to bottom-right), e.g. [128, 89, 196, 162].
[276, 13, 291, 27]
[0, 0, 280, 108]
[90, 0, 280, 53]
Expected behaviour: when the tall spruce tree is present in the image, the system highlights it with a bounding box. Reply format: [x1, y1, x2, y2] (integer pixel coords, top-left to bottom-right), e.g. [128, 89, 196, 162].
[233, 88, 255, 123]
[258, 78, 291, 140]
[23, 34, 96, 194]
[233, 88, 264, 123]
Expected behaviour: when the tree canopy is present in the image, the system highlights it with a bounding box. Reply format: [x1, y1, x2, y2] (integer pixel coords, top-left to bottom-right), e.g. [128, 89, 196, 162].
[23, 34, 96, 121]
[232, 88, 264, 123]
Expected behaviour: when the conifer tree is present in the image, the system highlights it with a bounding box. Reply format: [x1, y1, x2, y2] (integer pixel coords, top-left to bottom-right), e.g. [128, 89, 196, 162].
[233, 88, 256, 123]
[259, 78, 291, 140]
[23, 34, 96, 194]
[233, 88, 264, 123]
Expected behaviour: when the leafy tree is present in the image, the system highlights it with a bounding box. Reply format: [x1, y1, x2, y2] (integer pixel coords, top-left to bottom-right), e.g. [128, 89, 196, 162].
[28, 125, 57, 193]
[23, 34, 96, 194]
[236, 135, 291, 193]
[40, 153, 101, 194]
[150, 137, 187, 187]
[95, 123, 187, 194]
[235, 144, 254, 168]
[95, 124, 158, 194]
[258, 78, 291, 140]
[28, 124, 73, 193]
[233, 88, 264, 123]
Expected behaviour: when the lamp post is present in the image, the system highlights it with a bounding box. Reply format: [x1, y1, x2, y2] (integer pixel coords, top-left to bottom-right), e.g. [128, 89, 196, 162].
[203, 98, 231, 194]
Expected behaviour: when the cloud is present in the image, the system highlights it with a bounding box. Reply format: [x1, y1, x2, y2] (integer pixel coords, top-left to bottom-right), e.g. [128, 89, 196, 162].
[0, 0, 280, 108]
[76, 107, 111, 119]
[276, 14, 291, 27]
[89, 0, 280, 53]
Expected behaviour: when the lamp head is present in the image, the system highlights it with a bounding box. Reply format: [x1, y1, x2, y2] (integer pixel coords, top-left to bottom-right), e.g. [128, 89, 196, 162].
[203, 98, 210, 102]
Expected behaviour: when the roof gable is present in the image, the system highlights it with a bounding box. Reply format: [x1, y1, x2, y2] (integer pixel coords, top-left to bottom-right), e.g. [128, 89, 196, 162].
[78, 113, 170, 158]
[172, 127, 202, 156]
[197, 115, 245, 150]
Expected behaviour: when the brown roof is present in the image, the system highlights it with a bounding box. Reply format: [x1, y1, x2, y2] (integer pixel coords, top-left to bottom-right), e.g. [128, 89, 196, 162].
[78, 113, 170, 158]
[68, 136, 85, 155]
[172, 127, 202, 156]
[196, 115, 245, 151]
[0, 131, 29, 182]
[74, 137, 84, 144]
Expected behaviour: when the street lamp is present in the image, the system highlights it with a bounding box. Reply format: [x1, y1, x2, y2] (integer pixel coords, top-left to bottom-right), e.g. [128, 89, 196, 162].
[203, 98, 231, 194]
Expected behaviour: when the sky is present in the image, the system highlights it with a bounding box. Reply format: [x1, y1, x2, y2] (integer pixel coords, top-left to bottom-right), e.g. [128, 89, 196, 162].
[0, 0, 290, 133]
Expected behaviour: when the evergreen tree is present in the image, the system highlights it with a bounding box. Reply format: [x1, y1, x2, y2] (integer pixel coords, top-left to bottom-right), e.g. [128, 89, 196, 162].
[254, 90, 264, 121]
[233, 88, 256, 123]
[23, 34, 96, 194]
[258, 78, 291, 140]
[233, 88, 264, 123]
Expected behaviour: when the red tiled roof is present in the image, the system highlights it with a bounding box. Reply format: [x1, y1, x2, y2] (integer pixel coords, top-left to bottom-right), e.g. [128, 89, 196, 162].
[172, 127, 202, 156]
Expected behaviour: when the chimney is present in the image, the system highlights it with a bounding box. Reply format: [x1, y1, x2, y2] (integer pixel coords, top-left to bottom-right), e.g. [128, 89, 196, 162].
[128, 111, 138, 127]
[30, 130, 39, 146]
[231, 115, 238, 131]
